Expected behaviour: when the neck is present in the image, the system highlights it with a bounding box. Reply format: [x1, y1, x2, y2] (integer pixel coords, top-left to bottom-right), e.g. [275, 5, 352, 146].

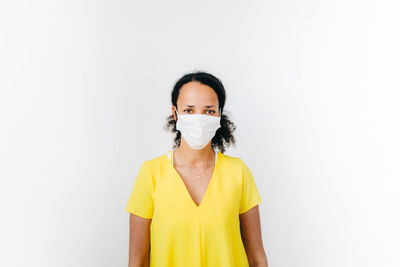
[173, 143, 215, 167]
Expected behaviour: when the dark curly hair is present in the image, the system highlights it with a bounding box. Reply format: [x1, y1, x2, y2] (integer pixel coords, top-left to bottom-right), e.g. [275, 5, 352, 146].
[163, 71, 237, 153]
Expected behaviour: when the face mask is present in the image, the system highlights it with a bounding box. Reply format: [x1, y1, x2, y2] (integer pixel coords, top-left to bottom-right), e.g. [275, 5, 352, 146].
[174, 106, 222, 150]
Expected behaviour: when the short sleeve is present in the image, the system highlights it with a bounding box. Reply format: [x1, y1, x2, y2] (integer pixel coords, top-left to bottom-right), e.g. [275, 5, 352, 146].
[125, 161, 154, 219]
[239, 159, 262, 214]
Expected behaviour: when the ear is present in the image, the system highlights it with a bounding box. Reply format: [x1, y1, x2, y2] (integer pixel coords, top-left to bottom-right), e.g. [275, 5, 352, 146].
[172, 106, 177, 121]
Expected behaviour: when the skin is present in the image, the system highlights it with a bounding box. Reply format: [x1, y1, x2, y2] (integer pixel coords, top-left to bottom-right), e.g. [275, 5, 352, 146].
[129, 214, 151, 267]
[128, 81, 268, 267]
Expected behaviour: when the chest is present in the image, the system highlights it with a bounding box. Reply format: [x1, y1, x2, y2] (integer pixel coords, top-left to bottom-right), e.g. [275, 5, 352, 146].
[155, 151, 243, 221]
[174, 165, 214, 207]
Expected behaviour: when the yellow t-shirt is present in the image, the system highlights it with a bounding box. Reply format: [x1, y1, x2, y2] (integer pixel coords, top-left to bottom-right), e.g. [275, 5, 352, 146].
[125, 150, 262, 266]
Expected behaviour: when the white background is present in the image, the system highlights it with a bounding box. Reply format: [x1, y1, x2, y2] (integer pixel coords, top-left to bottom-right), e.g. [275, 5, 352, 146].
[1, 0, 399, 266]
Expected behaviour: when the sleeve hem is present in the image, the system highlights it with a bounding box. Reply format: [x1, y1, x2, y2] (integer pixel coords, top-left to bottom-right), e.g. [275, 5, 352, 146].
[239, 199, 262, 214]
[125, 207, 153, 219]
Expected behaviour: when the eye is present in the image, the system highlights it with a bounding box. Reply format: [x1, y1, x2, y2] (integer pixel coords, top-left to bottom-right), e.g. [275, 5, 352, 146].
[183, 109, 192, 113]
[206, 110, 216, 114]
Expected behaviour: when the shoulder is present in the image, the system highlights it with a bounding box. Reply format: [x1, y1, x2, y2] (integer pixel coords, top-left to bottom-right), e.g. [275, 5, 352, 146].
[219, 152, 248, 171]
[140, 152, 168, 170]
[220, 153, 255, 189]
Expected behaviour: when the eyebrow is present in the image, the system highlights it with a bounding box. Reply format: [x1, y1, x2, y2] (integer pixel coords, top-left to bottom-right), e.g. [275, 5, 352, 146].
[185, 104, 215, 108]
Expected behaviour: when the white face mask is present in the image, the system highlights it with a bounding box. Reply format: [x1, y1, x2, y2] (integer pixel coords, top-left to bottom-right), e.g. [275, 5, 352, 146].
[175, 106, 222, 150]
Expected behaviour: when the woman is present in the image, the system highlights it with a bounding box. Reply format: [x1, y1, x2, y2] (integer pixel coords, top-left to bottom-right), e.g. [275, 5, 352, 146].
[126, 71, 268, 267]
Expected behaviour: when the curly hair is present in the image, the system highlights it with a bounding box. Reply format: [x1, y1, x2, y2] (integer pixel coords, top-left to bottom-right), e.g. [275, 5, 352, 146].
[163, 71, 237, 153]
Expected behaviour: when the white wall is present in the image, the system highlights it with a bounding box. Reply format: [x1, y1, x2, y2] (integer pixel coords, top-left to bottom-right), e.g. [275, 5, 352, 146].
[1, 1, 399, 266]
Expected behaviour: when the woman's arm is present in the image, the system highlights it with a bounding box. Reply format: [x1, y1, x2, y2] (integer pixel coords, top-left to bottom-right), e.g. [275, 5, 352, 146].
[128, 213, 152, 267]
[239, 205, 269, 267]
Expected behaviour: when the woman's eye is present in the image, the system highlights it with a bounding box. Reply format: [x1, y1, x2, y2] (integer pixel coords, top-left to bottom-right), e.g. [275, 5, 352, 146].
[207, 110, 215, 114]
[183, 109, 192, 113]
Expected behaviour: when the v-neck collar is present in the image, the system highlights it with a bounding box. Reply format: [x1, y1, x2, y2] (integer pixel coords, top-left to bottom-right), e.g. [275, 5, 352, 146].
[164, 150, 221, 209]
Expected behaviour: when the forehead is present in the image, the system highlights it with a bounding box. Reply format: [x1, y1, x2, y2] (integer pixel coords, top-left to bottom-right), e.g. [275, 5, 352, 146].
[177, 81, 218, 106]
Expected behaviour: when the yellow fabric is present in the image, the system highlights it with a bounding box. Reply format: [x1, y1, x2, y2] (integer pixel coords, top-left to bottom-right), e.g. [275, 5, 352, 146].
[125, 150, 262, 266]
